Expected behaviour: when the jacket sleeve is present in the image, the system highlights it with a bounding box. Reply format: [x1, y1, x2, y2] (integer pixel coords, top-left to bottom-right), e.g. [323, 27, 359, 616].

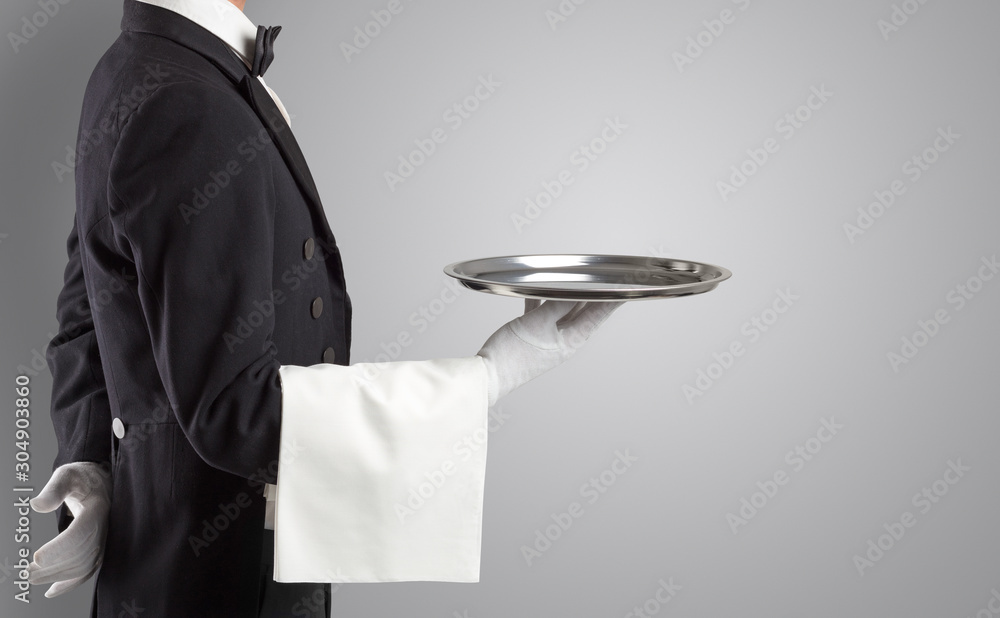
[107, 81, 283, 482]
[46, 217, 113, 532]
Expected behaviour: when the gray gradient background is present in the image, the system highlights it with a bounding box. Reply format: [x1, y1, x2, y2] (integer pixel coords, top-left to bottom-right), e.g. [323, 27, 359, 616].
[1, 0, 998, 616]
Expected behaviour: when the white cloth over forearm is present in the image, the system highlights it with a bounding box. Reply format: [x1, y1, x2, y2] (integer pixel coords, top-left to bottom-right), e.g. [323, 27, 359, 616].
[271, 357, 489, 583]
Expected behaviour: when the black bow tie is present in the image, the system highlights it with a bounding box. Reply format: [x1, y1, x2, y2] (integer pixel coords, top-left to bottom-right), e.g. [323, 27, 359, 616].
[251, 25, 282, 77]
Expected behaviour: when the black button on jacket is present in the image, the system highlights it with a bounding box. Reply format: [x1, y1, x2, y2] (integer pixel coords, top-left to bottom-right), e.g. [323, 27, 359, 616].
[45, 1, 351, 615]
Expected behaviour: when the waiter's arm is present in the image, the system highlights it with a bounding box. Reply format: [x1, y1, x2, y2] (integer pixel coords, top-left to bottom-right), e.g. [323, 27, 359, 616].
[109, 80, 286, 482]
[46, 217, 113, 532]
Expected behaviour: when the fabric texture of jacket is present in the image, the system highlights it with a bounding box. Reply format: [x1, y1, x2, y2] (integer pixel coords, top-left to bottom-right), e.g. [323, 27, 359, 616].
[46, 0, 351, 614]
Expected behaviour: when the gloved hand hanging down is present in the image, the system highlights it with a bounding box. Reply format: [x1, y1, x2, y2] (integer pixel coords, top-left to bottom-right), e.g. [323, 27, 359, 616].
[27, 461, 111, 598]
[477, 299, 624, 407]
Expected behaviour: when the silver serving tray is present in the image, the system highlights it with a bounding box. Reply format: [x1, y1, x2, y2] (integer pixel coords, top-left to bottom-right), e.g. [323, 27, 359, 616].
[443, 254, 732, 301]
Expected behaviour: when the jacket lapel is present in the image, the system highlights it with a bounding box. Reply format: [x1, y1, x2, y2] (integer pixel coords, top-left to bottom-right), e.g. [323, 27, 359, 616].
[121, 0, 336, 243]
[237, 75, 336, 243]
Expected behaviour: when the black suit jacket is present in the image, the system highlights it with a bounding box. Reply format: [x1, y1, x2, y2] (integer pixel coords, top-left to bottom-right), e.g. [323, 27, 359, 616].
[46, 1, 351, 614]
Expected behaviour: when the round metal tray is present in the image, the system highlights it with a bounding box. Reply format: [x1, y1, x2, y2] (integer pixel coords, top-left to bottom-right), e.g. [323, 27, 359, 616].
[443, 254, 732, 301]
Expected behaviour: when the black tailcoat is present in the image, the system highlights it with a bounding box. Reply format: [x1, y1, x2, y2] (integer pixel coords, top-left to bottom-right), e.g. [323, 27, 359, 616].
[46, 1, 351, 614]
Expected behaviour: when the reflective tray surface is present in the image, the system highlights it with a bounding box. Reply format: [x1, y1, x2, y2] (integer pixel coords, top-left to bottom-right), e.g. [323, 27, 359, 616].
[443, 254, 732, 301]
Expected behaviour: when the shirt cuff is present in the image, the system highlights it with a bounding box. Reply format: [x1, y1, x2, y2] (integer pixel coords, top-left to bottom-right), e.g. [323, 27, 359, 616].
[272, 357, 489, 583]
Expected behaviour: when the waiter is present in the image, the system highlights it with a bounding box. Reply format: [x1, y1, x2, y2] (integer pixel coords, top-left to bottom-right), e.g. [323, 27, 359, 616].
[27, 0, 621, 616]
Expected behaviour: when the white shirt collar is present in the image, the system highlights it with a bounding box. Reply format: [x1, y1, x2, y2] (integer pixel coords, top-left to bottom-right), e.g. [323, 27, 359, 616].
[136, 0, 258, 68]
[135, 0, 293, 126]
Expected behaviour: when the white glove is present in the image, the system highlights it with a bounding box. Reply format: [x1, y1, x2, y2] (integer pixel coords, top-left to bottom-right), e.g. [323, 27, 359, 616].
[477, 299, 623, 406]
[28, 461, 112, 598]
